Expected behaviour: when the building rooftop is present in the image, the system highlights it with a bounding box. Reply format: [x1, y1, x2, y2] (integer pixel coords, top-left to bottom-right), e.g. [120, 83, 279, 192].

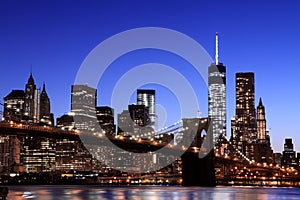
[4, 90, 25, 99]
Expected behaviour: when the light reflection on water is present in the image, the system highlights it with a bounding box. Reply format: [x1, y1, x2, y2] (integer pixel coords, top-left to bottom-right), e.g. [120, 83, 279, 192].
[6, 185, 300, 200]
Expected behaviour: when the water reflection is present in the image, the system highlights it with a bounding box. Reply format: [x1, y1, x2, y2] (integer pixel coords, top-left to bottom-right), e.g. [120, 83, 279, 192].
[6, 185, 300, 200]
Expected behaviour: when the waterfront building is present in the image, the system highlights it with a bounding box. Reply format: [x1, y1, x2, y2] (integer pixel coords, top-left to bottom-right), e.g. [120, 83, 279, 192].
[55, 138, 92, 172]
[21, 136, 56, 172]
[0, 136, 10, 169]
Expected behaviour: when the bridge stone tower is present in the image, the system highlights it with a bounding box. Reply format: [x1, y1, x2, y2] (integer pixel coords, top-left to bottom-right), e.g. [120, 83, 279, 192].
[180, 118, 216, 186]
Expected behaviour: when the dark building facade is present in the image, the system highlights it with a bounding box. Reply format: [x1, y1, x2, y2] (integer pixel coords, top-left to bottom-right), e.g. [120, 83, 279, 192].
[117, 110, 133, 134]
[281, 138, 297, 167]
[56, 114, 75, 131]
[274, 153, 282, 165]
[129, 104, 150, 127]
[128, 104, 150, 136]
[39, 83, 52, 125]
[96, 106, 115, 136]
[137, 89, 155, 130]
[3, 90, 25, 121]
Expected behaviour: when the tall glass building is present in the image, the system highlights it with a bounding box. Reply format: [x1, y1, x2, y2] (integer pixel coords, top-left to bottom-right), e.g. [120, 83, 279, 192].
[208, 33, 226, 144]
[234, 72, 257, 143]
[71, 85, 97, 131]
[137, 89, 155, 130]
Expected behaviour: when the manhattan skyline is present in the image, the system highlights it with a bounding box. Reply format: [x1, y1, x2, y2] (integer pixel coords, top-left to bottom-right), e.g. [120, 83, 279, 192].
[1, 0, 300, 153]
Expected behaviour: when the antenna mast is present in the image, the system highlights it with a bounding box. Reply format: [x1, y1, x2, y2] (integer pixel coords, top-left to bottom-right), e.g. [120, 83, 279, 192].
[215, 32, 219, 65]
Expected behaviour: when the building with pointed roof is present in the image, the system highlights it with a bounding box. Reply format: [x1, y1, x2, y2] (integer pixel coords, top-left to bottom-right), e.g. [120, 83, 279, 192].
[208, 33, 227, 146]
[40, 83, 52, 125]
[24, 72, 38, 122]
[257, 97, 267, 141]
[3, 72, 53, 125]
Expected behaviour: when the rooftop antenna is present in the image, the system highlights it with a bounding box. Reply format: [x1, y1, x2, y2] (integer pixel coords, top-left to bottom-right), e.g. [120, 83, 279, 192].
[30, 64, 33, 76]
[215, 32, 219, 65]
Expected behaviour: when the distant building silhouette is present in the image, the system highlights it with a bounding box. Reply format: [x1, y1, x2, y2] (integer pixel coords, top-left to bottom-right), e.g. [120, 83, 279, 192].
[40, 83, 53, 125]
[281, 138, 297, 167]
[117, 110, 133, 134]
[273, 153, 282, 165]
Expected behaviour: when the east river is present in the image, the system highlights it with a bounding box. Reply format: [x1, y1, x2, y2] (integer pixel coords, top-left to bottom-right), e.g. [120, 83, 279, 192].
[6, 185, 300, 199]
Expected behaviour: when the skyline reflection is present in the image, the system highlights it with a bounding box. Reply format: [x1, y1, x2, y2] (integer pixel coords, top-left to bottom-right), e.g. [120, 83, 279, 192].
[6, 185, 300, 200]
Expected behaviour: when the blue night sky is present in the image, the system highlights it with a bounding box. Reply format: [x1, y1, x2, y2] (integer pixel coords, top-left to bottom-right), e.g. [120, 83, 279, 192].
[1, 0, 300, 153]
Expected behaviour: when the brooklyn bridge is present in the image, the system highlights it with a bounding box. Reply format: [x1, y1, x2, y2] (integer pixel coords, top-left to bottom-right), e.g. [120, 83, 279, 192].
[0, 118, 299, 187]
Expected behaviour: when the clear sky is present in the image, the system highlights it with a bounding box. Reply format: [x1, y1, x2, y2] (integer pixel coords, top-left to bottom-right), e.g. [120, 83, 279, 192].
[1, 0, 300, 153]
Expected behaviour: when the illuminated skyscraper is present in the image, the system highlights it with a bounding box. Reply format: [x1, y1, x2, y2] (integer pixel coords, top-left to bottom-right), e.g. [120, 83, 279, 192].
[232, 72, 257, 153]
[235, 72, 257, 142]
[253, 97, 274, 164]
[257, 98, 267, 141]
[208, 33, 226, 144]
[137, 89, 155, 130]
[71, 85, 97, 131]
[24, 73, 37, 122]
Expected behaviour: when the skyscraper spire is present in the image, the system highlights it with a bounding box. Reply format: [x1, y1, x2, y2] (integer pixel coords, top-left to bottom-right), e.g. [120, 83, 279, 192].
[208, 32, 227, 147]
[42, 82, 46, 91]
[215, 32, 219, 65]
[259, 97, 263, 107]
